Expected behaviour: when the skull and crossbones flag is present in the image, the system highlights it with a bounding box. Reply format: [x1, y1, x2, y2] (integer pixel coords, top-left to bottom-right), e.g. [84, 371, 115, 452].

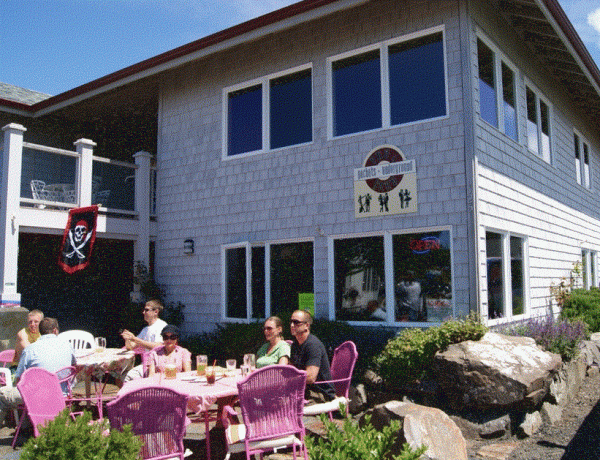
[58, 205, 99, 274]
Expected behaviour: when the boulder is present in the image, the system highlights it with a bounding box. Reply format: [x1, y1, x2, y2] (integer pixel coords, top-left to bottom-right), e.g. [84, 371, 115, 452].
[432, 332, 562, 410]
[519, 411, 542, 437]
[363, 400, 468, 460]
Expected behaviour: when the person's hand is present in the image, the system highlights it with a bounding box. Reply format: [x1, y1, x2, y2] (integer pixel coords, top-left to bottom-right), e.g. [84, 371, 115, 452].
[121, 329, 134, 341]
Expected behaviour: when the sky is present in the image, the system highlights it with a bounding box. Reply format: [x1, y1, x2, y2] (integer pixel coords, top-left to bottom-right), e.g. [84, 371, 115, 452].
[1, 0, 600, 97]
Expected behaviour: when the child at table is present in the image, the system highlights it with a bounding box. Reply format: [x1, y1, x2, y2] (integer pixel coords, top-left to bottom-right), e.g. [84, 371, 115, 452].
[147, 325, 192, 376]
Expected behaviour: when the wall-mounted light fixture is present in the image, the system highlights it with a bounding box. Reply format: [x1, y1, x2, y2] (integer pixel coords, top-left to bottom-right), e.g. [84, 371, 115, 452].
[183, 239, 194, 255]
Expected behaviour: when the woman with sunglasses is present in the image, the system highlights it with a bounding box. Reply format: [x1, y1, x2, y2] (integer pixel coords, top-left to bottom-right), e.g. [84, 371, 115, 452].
[256, 316, 290, 368]
[147, 325, 192, 376]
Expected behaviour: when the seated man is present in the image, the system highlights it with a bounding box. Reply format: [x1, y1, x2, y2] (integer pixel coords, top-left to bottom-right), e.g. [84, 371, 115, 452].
[120, 299, 167, 381]
[289, 309, 335, 403]
[0, 317, 75, 427]
[12, 309, 44, 366]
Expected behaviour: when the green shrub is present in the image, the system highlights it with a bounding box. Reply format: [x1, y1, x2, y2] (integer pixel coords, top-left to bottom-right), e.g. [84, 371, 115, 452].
[375, 315, 487, 387]
[20, 409, 141, 460]
[561, 287, 600, 332]
[306, 410, 426, 459]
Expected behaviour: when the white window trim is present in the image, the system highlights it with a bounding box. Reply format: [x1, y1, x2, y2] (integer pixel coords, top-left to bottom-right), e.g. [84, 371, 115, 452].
[222, 63, 313, 159]
[222, 238, 315, 322]
[524, 80, 553, 164]
[483, 229, 529, 326]
[476, 33, 520, 142]
[582, 248, 598, 289]
[327, 226, 454, 327]
[221, 242, 253, 323]
[574, 129, 591, 190]
[326, 25, 448, 140]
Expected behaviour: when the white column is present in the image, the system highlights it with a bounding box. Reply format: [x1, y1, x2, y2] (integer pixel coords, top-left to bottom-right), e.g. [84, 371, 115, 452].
[133, 151, 152, 270]
[0, 124, 26, 307]
[74, 138, 96, 207]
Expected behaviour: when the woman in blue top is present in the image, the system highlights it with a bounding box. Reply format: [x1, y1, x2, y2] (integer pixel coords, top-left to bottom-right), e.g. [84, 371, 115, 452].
[256, 316, 291, 368]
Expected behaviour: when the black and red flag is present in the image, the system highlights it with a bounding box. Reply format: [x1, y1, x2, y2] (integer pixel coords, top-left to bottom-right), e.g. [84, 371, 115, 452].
[58, 205, 99, 274]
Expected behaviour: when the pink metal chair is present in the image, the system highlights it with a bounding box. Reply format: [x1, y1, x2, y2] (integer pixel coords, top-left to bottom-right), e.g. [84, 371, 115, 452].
[0, 349, 15, 386]
[13, 367, 69, 448]
[222, 364, 308, 460]
[303, 340, 358, 420]
[0, 349, 19, 424]
[106, 386, 188, 460]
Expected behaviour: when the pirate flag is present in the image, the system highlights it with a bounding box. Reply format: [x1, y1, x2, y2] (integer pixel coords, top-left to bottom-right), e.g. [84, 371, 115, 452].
[58, 205, 98, 274]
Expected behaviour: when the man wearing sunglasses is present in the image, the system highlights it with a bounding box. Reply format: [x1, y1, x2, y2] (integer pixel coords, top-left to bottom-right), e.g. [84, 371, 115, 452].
[120, 299, 168, 382]
[289, 310, 335, 403]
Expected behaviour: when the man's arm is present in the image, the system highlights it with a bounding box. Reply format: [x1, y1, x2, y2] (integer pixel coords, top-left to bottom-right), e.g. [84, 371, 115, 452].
[13, 329, 30, 363]
[121, 329, 162, 350]
[305, 365, 319, 384]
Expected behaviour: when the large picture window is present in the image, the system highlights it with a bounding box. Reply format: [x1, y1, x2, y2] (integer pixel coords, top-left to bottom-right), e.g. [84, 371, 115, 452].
[225, 65, 312, 157]
[485, 231, 527, 320]
[333, 229, 452, 323]
[329, 27, 447, 138]
[223, 241, 313, 321]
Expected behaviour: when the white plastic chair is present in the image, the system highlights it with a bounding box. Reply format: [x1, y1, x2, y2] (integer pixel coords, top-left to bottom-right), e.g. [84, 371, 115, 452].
[58, 330, 94, 353]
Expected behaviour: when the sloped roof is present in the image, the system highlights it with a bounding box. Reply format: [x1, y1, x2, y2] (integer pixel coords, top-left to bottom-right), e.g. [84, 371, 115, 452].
[0, 0, 599, 129]
[0, 82, 51, 106]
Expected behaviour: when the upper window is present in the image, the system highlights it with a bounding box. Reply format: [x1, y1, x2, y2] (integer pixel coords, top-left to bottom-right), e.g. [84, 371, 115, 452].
[574, 132, 591, 189]
[476, 37, 517, 141]
[224, 65, 312, 157]
[526, 85, 551, 163]
[329, 27, 447, 138]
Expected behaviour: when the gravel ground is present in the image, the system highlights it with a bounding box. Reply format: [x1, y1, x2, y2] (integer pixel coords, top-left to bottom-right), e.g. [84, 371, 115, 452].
[466, 368, 600, 460]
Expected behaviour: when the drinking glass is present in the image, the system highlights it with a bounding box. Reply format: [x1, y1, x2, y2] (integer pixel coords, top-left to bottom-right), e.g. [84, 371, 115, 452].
[243, 353, 256, 371]
[94, 337, 106, 353]
[164, 363, 177, 379]
[206, 366, 216, 384]
[226, 359, 236, 376]
[196, 355, 208, 376]
[240, 365, 250, 377]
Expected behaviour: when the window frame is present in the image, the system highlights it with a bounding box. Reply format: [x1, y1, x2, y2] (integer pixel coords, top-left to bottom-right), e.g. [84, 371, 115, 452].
[582, 249, 598, 289]
[574, 130, 591, 189]
[484, 229, 529, 324]
[222, 63, 313, 159]
[326, 25, 448, 140]
[525, 82, 552, 163]
[327, 226, 454, 326]
[476, 35, 519, 142]
[222, 239, 315, 322]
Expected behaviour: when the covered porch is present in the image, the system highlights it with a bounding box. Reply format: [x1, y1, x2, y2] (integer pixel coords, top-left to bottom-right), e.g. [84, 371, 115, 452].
[0, 122, 157, 308]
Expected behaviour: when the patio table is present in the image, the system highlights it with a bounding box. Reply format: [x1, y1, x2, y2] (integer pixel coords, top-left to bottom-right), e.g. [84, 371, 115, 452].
[119, 369, 241, 459]
[45, 183, 76, 203]
[75, 347, 135, 417]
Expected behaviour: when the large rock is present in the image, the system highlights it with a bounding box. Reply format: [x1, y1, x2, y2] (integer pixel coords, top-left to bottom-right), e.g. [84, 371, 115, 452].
[432, 332, 562, 410]
[363, 401, 468, 460]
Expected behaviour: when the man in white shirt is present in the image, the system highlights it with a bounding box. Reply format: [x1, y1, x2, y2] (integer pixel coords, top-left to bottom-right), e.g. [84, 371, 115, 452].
[120, 299, 167, 382]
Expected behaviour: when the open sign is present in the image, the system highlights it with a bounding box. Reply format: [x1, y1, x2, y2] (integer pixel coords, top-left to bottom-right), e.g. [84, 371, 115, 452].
[410, 236, 440, 254]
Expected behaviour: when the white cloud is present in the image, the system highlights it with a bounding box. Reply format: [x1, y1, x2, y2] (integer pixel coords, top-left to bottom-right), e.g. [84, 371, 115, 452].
[588, 8, 600, 34]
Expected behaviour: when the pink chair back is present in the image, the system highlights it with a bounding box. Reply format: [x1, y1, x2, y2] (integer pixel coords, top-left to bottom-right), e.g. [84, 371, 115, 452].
[329, 341, 358, 398]
[0, 349, 15, 386]
[237, 365, 307, 448]
[0, 349, 15, 366]
[106, 386, 188, 460]
[17, 367, 66, 437]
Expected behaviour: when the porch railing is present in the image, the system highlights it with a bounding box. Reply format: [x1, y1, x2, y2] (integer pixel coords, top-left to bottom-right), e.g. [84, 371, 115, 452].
[19, 142, 155, 216]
